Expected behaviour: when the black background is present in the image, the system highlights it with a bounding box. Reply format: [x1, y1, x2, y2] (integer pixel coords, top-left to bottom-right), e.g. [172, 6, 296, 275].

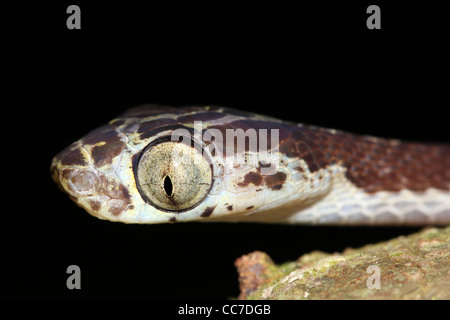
[3, 1, 449, 300]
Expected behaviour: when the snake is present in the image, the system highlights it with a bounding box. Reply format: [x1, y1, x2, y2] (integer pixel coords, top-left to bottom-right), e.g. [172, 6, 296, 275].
[51, 104, 450, 225]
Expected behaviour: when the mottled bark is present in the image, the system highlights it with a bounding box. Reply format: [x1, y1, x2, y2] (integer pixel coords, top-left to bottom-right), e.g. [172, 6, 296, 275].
[236, 227, 450, 300]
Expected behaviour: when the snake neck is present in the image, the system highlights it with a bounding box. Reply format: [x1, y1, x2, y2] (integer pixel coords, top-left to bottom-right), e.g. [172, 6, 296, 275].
[292, 125, 450, 194]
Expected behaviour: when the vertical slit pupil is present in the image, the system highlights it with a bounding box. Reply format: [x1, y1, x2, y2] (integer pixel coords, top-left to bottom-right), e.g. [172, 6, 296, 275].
[164, 176, 173, 197]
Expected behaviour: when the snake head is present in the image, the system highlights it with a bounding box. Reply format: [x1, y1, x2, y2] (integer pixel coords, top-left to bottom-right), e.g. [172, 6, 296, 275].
[51, 124, 134, 221]
[50, 105, 306, 224]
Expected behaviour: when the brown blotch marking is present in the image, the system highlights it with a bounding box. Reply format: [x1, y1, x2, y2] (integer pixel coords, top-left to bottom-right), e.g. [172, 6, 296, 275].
[88, 199, 101, 211]
[112, 183, 131, 202]
[301, 153, 319, 172]
[201, 206, 215, 218]
[264, 172, 287, 188]
[108, 202, 126, 216]
[82, 125, 116, 145]
[246, 206, 254, 210]
[237, 171, 263, 187]
[60, 147, 87, 166]
[169, 217, 177, 223]
[102, 177, 131, 216]
[278, 139, 298, 158]
[225, 204, 233, 211]
[138, 125, 194, 140]
[271, 184, 283, 190]
[137, 118, 180, 134]
[88, 129, 125, 167]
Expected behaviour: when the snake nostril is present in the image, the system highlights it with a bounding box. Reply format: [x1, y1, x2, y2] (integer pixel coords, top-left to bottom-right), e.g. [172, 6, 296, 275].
[69, 169, 98, 195]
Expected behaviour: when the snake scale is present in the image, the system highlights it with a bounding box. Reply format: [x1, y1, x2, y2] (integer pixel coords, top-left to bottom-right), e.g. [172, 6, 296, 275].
[51, 105, 450, 225]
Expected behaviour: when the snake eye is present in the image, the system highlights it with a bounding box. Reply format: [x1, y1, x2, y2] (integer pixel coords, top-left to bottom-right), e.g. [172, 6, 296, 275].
[136, 139, 213, 212]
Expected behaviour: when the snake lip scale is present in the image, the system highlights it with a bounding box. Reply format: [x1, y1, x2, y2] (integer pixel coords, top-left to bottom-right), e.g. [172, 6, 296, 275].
[51, 104, 450, 226]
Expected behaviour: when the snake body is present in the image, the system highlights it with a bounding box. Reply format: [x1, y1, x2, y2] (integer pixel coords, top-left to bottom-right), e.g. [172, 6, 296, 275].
[51, 105, 450, 225]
